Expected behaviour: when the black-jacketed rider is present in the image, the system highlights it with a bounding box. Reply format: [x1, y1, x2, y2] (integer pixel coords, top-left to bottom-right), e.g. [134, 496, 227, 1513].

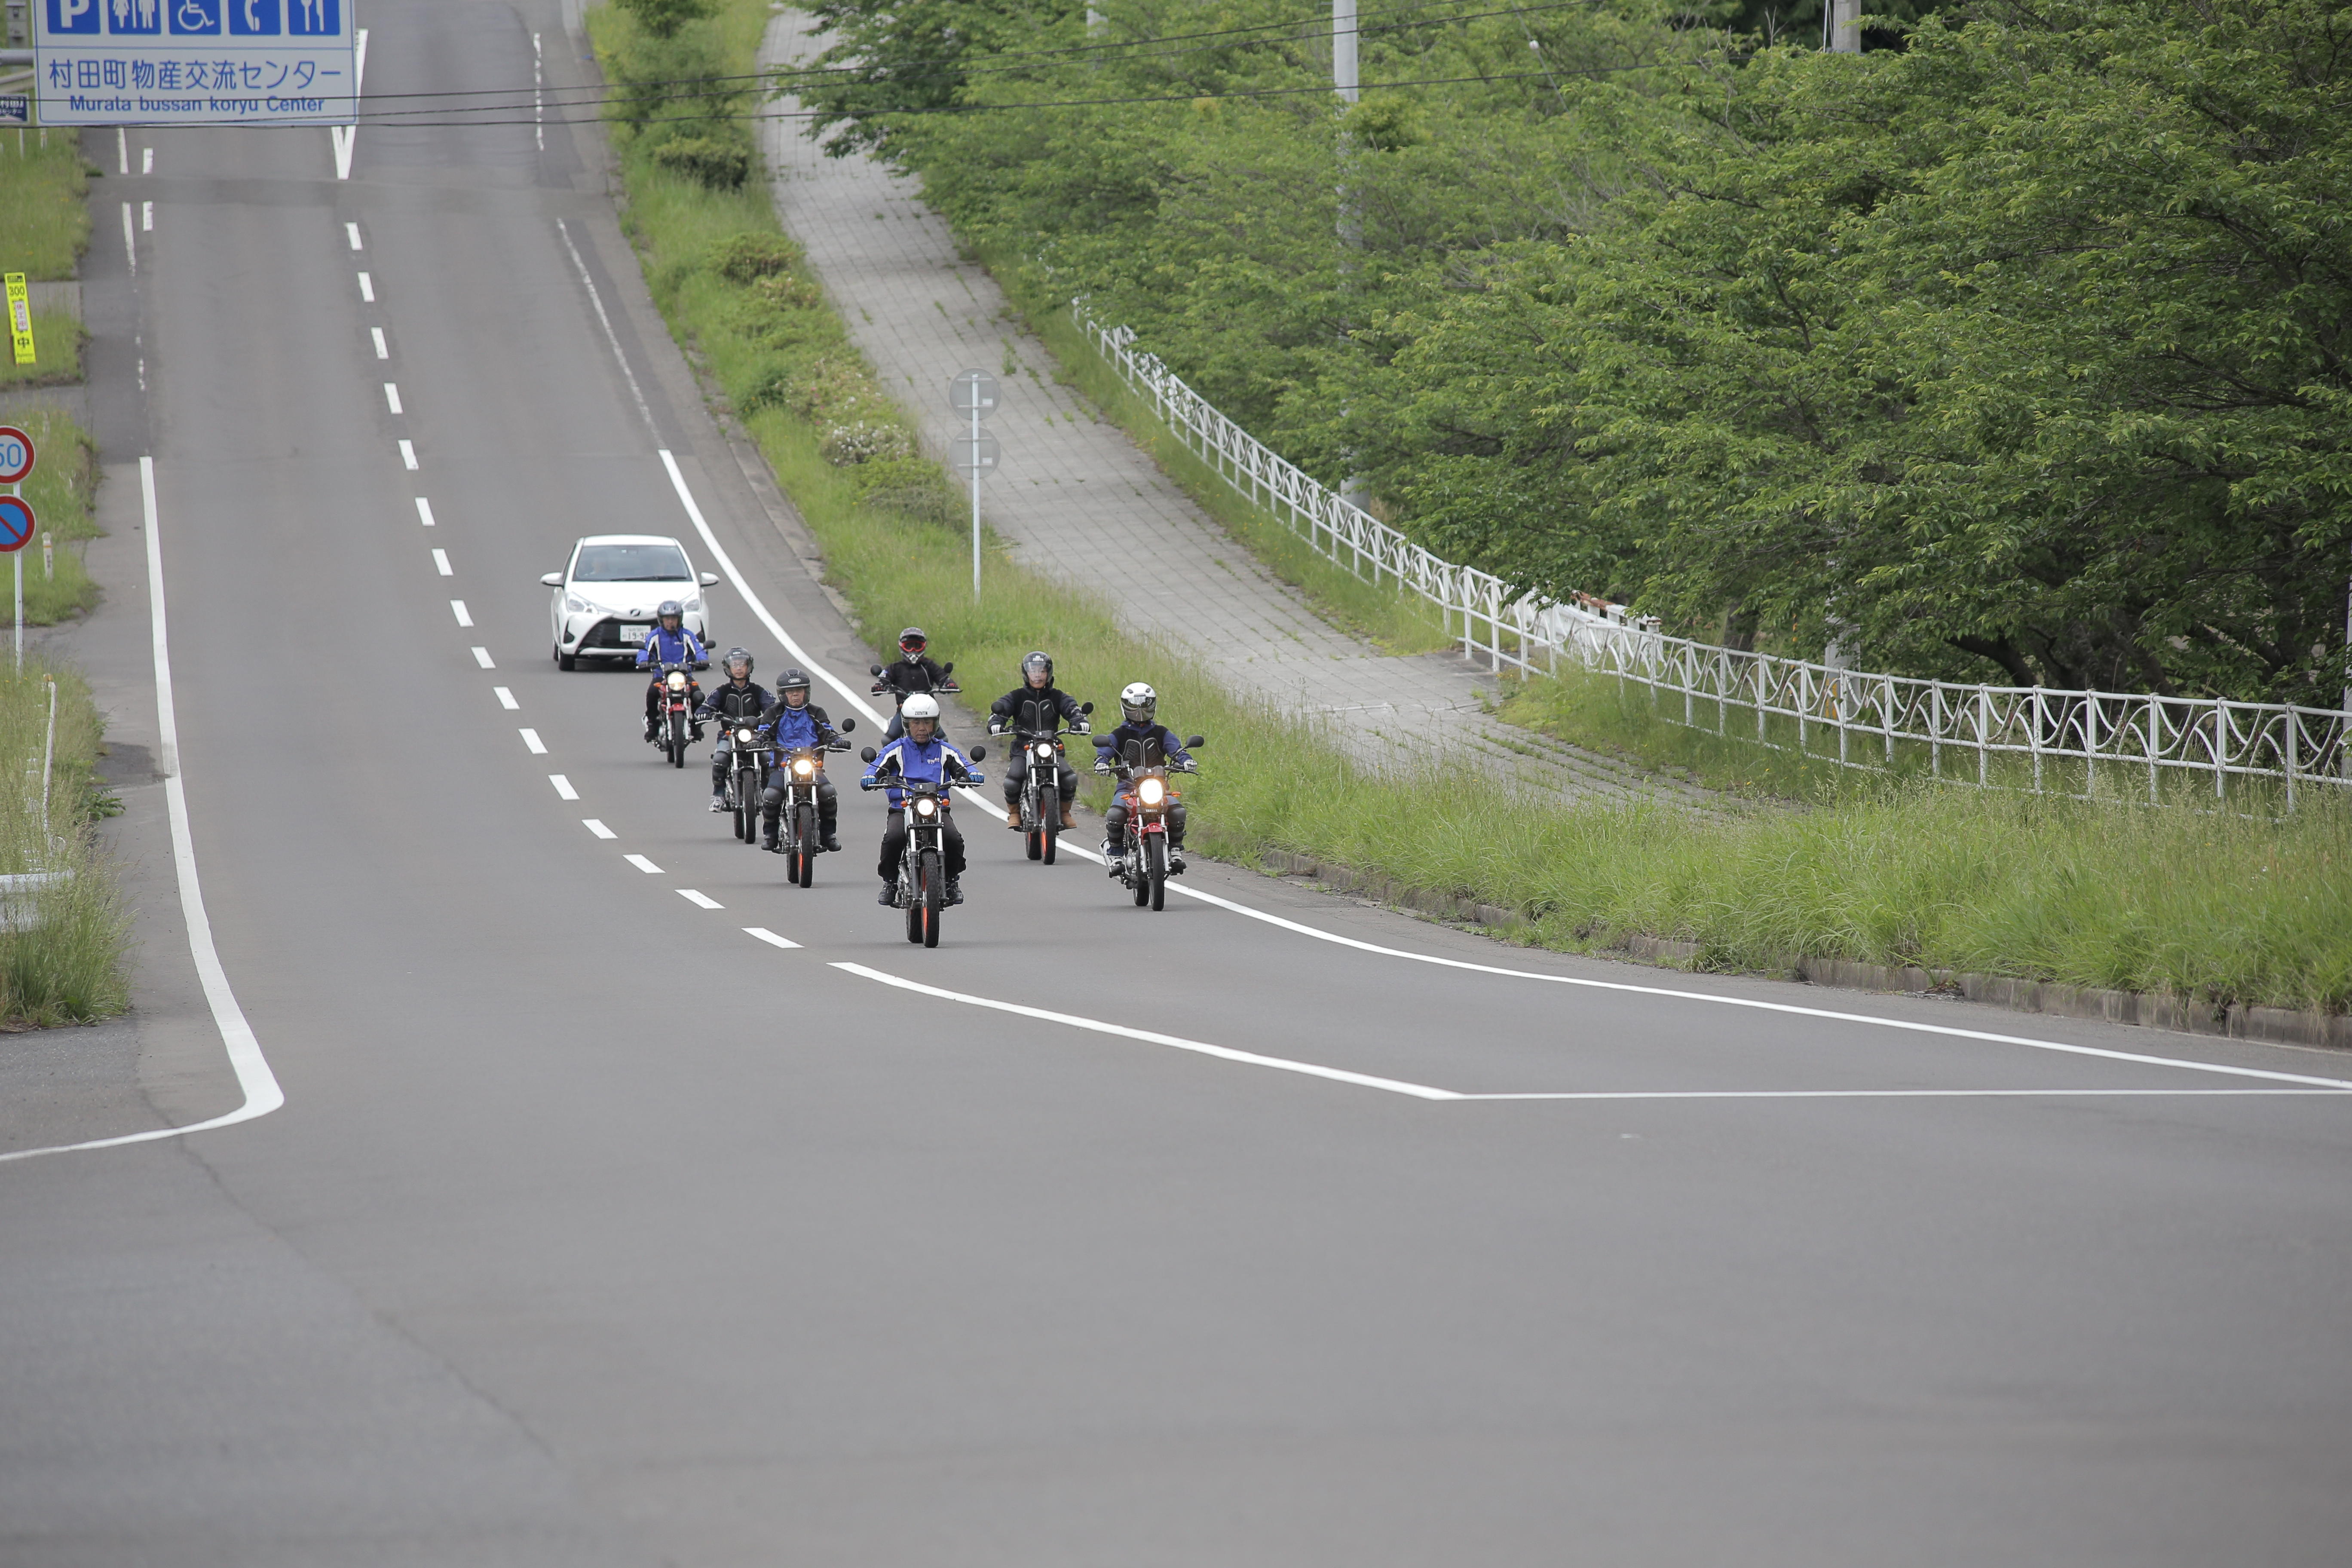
[987, 651, 1087, 831]
[758, 668, 845, 853]
[873, 627, 957, 742]
[1095, 681, 1194, 874]
[697, 648, 772, 812]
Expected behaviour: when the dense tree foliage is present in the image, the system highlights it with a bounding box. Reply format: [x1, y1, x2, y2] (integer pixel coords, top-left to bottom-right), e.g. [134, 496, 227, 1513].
[797, 0, 2352, 701]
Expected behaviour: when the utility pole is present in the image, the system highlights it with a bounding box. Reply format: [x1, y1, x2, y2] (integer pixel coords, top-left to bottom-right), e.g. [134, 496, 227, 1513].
[1830, 0, 1862, 53]
[1333, 0, 1358, 101]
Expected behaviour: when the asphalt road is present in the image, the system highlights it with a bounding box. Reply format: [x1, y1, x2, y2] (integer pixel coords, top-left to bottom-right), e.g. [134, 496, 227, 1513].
[4, 4, 2350, 1563]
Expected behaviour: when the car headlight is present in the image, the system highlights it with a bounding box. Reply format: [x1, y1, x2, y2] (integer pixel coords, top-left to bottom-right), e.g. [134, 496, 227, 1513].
[681, 597, 701, 614]
[1138, 777, 1167, 805]
[913, 797, 937, 817]
[563, 592, 589, 615]
[793, 758, 815, 777]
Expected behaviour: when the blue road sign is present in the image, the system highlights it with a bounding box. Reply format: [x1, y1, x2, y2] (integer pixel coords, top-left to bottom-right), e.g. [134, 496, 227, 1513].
[34, 0, 356, 124]
[0, 497, 37, 555]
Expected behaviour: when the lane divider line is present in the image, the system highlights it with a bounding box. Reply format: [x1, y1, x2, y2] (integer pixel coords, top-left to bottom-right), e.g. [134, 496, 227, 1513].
[494, 686, 518, 710]
[744, 927, 800, 949]
[471, 646, 494, 668]
[346, 220, 362, 250]
[449, 599, 471, 626]
[358, 270, 374, 301]
[142, 200, 153, 233]
[518, 728, 547, 754]
[625, 854, 662, 873]
[372, 327, 389, 360]
[830, 962, 1461, 1100]
[399, 440, 418, 470]
[677, 889, 723, 910]
[432, 548, 451, 576]
[383, 383, 402, 416]
[415, 497, 435, 527]
[121, 201, 135, 275]
[550, 774, 578, 800]
[1457, 1088, 2352, 1101]
[3, 458, 286, 1163]
[583, 818, 616, 839]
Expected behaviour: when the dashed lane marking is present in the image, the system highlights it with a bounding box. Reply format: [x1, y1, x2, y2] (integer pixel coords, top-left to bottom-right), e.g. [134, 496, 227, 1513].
[494, 686, 518, 710]
[518, 728, 547, 754]
[550, 774, 579, 800]
[346, 221, 363, 250]
[625, 853, 662, 873]
[584, 818, 616, 839]
[471, 646, 494, 668]
[678, 889, 723, 910]
[383, 383, 403, 415]
[432, 548, 451, 576]
[358, 271, 374, 301]
[415, 497, 435, 527]
[449, 599, 471, 626]
[744, 927, 800, 949]
[400, 440, 418, 469]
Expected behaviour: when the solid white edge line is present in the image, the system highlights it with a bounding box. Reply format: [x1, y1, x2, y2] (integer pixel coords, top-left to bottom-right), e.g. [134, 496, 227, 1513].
[1455, 1089, 2352, 1101]
[2, 458, 286, 1164]
[744, 926, 801, 949]
[830, 961, 1460, 1099]
[657, 449, 885, 726]
[677, 889, 723, 909]
[556, 218, 656, 433]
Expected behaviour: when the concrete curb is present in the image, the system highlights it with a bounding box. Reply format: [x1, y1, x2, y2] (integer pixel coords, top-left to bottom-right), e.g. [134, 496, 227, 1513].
[1259, 851, 2352, 1053]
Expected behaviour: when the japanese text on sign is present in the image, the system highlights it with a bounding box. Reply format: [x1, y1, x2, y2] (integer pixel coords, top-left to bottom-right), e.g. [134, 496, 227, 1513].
[33, 0, 358, 125]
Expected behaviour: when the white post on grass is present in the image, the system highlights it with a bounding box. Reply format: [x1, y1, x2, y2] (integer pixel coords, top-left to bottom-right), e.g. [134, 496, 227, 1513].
[41, 674, 55, 842]
[946, 370, 1001, 603]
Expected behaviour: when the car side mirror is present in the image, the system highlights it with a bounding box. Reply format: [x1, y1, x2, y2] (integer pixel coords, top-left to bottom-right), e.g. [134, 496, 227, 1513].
[859, 746, 877, 763]
[969, 745, 986, 762]
[699, 572, 720, 587]
[1080, 701, 1095, 714]
[1186, 735, 1206, 749]
[540, 573, 564, 587]
[839, 717, 856, 733]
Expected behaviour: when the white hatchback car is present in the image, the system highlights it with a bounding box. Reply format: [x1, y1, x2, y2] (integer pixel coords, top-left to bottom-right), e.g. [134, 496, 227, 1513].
[544, 534, 719, 671]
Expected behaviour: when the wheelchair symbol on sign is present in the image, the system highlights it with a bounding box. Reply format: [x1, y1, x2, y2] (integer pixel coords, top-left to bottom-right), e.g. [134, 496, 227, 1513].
[177, 0, 210, 27]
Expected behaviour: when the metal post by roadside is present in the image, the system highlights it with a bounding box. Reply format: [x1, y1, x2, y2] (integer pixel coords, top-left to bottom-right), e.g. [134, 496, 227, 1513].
[946, 370, 1001, 603]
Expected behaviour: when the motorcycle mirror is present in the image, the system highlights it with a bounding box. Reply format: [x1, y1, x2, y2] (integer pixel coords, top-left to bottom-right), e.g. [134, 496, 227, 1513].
[698, 572, 720, 587]
[859, 746, 877, 763]
[1080, 701, 1095, 714]
[540, 572, 564, 587]
[969, 745, 986, 762]
[1186, 735, 1206, 749]
[869, 663, 883, 677]
[941, 661, 955, 676]
[839, 717, 856, 733]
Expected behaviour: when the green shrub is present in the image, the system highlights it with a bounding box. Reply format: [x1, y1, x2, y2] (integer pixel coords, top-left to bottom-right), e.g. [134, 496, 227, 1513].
[710, 230, 802, 282]
[652, 135, 753, 191]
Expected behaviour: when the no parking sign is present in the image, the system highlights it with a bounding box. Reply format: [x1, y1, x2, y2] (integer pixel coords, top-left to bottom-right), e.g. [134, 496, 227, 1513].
[0, 496, 34, 554]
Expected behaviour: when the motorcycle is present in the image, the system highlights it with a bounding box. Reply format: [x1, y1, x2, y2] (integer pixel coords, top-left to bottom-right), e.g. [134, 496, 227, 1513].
[1104, 733, 1204, 912]
[871, 661, 960, 741]
[719, 719, 772, 843]
[652, 663, 702, 769]
[993, 698, 1092, 865]
[860, 744, 986, 948]
[772, 717, 856, 888]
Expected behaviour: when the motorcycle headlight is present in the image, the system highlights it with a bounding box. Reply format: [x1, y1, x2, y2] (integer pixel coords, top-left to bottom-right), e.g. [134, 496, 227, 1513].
[1138, 777, 1167, 805]
[1035, 744, 1054, 762]
[666, 671, 687, 690]
[793, 758, 814, 777]
[735, 728, 756, 743]
[913, 797, 937, 818]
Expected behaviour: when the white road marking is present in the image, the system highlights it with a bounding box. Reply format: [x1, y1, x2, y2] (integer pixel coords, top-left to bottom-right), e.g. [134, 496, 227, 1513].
[117, 127, 128, 174]
[346, 221, 363, 250]
[584, 818, 616, 838]
[557, 219, 656, 433]
[383, 383, 402, 415]
[449, 598, 471, 626]
[1457, 1088, 2352, 1101]
[677, 889, 723, 910]
[494, 686, 518, 710]
[142, 145, 154, 175]
[399, 439, 417, 469]
[331, 30, 369, 181]
[1, 458, 286, 1163]
[518, 728, 547, 754]
[744, 927, 801, 949]
[121, 202, 135, 275]
[432, 548, 452, 576]
[533, 31, 544, 153]
[550, 774, 579, 799]
[141, 200, 153, 233]
[625, 853, 662, 873]
[831, 962, 1460, 1100]
[471, 646, 494, 668]
[372, 327, 389, 359]
[358, 270, 374, 302]
[415, 496, 435, 527]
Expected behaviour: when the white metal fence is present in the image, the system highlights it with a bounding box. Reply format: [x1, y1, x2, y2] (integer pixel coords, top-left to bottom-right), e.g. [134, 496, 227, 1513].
[1079, 309, 2352, 805]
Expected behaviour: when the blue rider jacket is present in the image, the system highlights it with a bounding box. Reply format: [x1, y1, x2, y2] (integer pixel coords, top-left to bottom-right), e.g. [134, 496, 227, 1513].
[864, 732, 979, 809]
[635, 625, 707, 669]
[763, 701, 839, 752]
[1095, 721, 1193, 781]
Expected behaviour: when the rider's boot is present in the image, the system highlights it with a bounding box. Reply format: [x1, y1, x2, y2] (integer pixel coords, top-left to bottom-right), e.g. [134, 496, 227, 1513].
[1006, 807, 1022, 830]
[709, 793, 726, 812]
[1169, 845, 1187, 874]
[1060, 802, 1076, 830]
[822, 833, 843, 852]
[946, 877, 965, 906]
[877, 881, 897, 906]
[1104, 840, 1121, 876]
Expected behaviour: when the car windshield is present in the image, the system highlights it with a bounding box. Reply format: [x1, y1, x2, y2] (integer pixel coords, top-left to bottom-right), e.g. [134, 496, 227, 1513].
[573, 544, 691, 582]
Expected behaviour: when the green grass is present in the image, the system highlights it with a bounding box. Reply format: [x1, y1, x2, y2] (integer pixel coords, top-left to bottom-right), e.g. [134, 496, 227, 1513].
[5, 408, 101, 624]
[0, 133, 95, 282]
[594, 0, 2352, 1018]
[0, 659, 131, 1026]
[0, 313, 84, 389]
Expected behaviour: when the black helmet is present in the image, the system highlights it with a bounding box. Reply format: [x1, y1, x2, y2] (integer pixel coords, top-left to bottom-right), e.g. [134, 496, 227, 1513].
[657, 599, 684, 625]
[1021, 650, 1053, 683]
[723, 646, 753, 675]
[898, 627, 928, 656]
[777, 667, 812, 694]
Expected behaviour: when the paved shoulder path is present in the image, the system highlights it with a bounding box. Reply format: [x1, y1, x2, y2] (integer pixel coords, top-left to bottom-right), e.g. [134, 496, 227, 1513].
[759, 12, 1689, 802]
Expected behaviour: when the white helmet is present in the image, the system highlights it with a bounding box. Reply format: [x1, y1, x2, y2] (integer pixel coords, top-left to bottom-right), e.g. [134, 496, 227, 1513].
[900, 693, 942, 723]
[1119, 682, 1157, 727]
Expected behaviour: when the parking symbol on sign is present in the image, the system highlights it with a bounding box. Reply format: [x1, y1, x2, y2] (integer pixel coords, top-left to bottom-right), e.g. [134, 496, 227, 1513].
[46, 0, 102, 34]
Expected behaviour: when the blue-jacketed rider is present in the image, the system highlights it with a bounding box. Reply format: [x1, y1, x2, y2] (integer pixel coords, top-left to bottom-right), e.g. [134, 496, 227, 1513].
[698, 647, 771, 811]
[758, 668, 845, 853]
[636, 600, 708, 744]
[1094, 681, 1194, 874]
[862, 693, 981, 906]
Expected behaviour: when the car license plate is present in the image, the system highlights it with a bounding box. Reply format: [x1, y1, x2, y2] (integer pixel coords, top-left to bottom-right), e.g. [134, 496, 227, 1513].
[621, 625, 650, 643]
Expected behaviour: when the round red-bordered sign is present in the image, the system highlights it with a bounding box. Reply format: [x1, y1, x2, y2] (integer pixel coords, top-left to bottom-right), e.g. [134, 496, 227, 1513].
[0, 426, 33, 485]
[0, 496, 35, 554]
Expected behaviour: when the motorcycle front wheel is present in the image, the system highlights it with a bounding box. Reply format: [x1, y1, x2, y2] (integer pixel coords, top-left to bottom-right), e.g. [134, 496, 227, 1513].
[1144, 836, 1167, 911]
[1129, 841, 1149, 906]
[918, 847, 943, 948]
[668, 711, 687, 768]
[793, 804, 817, 888]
